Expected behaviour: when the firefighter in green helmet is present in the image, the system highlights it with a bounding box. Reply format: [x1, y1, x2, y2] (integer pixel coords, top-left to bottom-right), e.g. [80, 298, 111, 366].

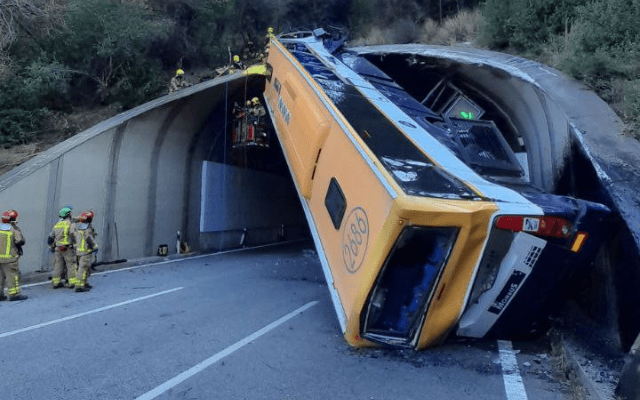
[48, 206, 78, 288]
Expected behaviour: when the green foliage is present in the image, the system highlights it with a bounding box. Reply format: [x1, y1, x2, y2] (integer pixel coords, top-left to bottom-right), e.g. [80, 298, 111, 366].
[45, 0, 172, 107]
[559, 0, 640, 77]
[0, 58, 71, 146]
[478, 0, 587, 51]
[478, 0, 640, 134]
[622, 80, 640, 139]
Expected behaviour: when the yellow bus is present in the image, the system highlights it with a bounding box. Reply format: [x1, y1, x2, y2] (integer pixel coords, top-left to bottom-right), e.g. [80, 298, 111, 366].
[261, 29, 609, 349]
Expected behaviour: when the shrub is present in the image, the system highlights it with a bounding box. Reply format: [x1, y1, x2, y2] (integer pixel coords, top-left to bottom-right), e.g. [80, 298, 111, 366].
[45, 0, 172, 108]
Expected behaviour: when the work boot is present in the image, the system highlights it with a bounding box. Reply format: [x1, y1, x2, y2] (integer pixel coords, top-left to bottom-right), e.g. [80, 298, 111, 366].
[75, 286, 90, 293]
[0, 295, 6, 301]
[84, 283, 93, 289]
[9, 294, 28, 301]
[53, 283, 64, 289]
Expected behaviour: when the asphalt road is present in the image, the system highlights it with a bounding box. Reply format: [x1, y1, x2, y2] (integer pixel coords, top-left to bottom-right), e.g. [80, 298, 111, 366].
[1, 241, 572, 399]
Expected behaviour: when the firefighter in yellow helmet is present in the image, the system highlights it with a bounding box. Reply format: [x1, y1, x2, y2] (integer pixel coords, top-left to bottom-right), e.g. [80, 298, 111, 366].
[264, 26, 276, 56]
[231, 55, 246, 72]
[169, 68, 190, 93]
[73, 211, 98, 292]
[266, 26, 275, 41]
[48, 206, 78, 288]
[0, 210, 27, 301]
[250, 97, 266, 119]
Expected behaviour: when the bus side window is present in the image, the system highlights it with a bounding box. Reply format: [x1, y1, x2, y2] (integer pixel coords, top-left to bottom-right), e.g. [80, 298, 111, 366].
[325, 177, 346, 230]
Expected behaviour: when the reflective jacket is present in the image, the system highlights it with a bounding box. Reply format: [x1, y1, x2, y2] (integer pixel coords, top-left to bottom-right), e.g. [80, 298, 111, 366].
[49, 218, 76, 247]
[0, 222, 25, 263]
[74, 223, 97, 256]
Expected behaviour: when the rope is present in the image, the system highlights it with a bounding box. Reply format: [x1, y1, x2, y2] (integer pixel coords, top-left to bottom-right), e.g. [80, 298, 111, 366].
[220, 80, 229, 250]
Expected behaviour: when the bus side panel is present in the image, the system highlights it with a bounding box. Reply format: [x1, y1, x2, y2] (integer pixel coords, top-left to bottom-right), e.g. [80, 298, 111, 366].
[307, 121, 401, 344]
[264, 46, 330, 198]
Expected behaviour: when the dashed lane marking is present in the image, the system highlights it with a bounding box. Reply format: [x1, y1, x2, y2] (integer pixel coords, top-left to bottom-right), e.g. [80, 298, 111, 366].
[498, 339, 529, 400]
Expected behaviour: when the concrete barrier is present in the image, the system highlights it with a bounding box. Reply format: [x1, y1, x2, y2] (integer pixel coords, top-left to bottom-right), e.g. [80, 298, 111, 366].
[0, 72, 307, 277]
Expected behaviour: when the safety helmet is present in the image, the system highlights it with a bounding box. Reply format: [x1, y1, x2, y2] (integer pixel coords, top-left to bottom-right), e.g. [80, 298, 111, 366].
[79, 210, 94, 223]
[7, 209, 17, 221]
[176, 69, 184, 76]
[1, 211, 11, 223]
[59, 207, 72, 218]
[251, 97, 260, 105]
[268, 27, 274, 34]
[233, 55, 240, 63]
[246, 100, 252, 106]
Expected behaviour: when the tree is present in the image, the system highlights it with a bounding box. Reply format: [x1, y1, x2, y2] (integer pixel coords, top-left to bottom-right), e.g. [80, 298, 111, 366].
[0, 0, 61, 52]
[45, 0, 173, 107]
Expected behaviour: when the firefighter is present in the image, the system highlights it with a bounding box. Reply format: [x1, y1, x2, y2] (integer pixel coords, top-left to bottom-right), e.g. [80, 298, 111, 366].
[249, 97, 267, 144]
[249, 97, 266, 127]
[231, 55, 246, 72]
[48, 207, 78, 288]
[169, 69, 190, 93]
[264, 26, 276, 56]
[265, 26, 275, 43]
[250, 97, 266, 118]
[73, 211, 98, 292]
[0, 210, 27, 301]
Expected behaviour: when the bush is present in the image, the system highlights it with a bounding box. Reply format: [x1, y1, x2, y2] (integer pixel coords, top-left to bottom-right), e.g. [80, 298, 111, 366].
[478, 0, 588, 51]
[0, 58, 71, 146]
[622, 79, 640, 139]
[45, 0, 172, 108]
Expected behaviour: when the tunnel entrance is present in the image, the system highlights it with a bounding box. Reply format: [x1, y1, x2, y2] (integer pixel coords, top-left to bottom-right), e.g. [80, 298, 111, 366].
[195, 77, 309, 252]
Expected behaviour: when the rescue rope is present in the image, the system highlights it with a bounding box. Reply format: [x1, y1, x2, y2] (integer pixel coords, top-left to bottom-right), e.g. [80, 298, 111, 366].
[220, 80, 229, 249]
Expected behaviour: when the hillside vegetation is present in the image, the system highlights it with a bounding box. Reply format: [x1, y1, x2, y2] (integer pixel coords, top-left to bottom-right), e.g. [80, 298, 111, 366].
[0, 0, 639, 168]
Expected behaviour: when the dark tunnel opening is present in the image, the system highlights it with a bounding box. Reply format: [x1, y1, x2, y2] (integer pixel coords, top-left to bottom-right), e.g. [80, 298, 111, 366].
[195, 77, 310, 253]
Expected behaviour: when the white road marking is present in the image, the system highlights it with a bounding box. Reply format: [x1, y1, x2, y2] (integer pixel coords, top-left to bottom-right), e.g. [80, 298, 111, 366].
[0, 287, 184, 339]
[498, 340, 529, 400]
[135, 300, 319, 400]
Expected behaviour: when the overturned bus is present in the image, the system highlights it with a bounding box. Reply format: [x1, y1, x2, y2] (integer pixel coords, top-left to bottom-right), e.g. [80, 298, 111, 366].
[260, 29, 610, 349]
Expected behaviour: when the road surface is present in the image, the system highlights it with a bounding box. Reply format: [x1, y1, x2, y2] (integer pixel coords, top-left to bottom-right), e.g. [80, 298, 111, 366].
[1, 242, 571, 399]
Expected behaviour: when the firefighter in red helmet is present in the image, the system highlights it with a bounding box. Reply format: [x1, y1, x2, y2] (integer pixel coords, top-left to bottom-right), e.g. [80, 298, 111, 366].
[0, 209, 27, 301]
[73, 210, 98, 292]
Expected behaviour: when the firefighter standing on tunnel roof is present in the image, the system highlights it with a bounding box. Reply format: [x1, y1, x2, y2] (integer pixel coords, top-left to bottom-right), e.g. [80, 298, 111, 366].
[74, 211, 98, 293]
[0, 210, 27, 301]
[265, 26, 275, 43]
[264, 26, 275, 57]
[231, 55, 246, 73]
[48, 207, 78, 289]
[169, 69, 190, 93]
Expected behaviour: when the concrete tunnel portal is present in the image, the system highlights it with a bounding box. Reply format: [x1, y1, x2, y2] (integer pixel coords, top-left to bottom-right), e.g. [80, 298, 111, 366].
[2, 44, 640, 354]
[0, 72, 308, 278]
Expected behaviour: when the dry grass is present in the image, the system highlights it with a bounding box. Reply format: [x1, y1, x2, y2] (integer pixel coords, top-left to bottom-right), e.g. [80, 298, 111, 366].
[419, 9, 481, 45]
[0, 143, 39, 175]
[350, 9, 481, 47]
[0, 105, 120, 176]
